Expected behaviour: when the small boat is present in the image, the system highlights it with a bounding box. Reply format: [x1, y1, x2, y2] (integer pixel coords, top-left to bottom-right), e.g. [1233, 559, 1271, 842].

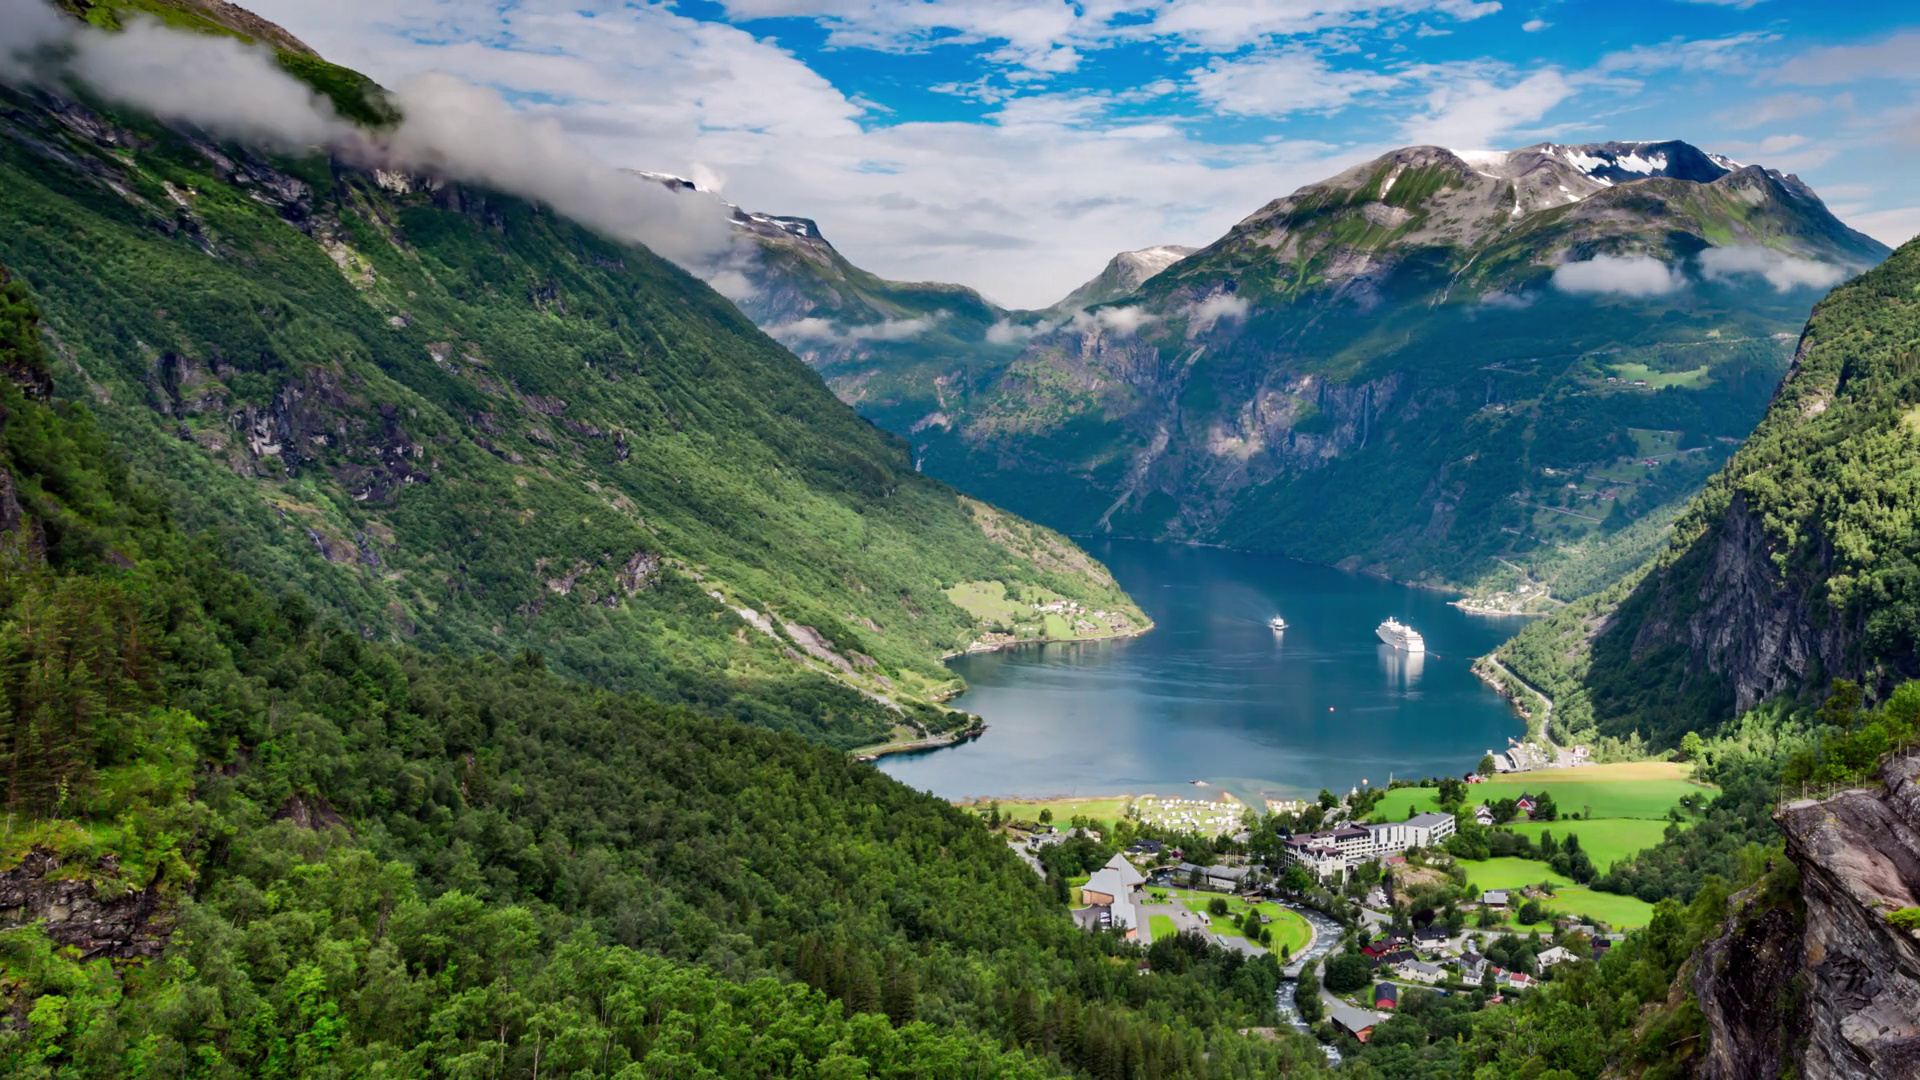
[1268, 615, 1287, 631]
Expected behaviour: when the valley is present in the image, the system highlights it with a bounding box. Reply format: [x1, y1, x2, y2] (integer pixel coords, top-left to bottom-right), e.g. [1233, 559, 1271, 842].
[4, 2, 1920, 1079]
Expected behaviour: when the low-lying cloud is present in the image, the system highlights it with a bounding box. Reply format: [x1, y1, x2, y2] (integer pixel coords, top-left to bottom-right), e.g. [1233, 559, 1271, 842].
[0, 1, 735, 266]
[1186, 293, 1249, 335]
[1552, 254, 1686, 297]
[1698, 246, 1849, 292]
[1071, 305, 1156, 338]
[768, 314, 941, 344]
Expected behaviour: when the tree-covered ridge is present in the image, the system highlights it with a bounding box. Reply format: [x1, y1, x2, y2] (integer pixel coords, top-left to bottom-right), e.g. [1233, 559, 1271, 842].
[0, 61, 1143, 750]
[0, 272, 1323, 1077]
[1497, 236, 1920, 748]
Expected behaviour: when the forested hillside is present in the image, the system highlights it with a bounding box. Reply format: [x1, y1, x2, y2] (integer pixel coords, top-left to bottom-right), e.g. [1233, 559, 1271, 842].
[0, 262, 1325, 1077]
[1497, 236, 1920, 748]
[0, 1, 1146, 752]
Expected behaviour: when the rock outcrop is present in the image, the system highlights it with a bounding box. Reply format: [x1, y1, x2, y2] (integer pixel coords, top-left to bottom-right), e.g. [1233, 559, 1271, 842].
[0, 849, 172, 962]
[1703, 754, 1920, 1078]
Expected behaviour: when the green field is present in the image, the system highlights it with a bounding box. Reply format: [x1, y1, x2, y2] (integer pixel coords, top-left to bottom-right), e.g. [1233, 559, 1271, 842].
[1149, 915, 1179, 943]
[1369, 763, 1710, 823]
[943, 580, 1031, 624]
[1612, 364, 1711, 389]
[1153, 890, 1314, 955]
[965, 796, 1133, 826]
[1546, 887, 1656, 929]
[1507, 818, 1674, 869]
[1458, 857, 1571, 892]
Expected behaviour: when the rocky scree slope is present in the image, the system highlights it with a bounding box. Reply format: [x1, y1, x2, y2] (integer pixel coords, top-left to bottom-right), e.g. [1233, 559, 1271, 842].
[1495, 235, 1920, 748]
[896, 141, 1889, 600]
[0, 5, 1144, 750]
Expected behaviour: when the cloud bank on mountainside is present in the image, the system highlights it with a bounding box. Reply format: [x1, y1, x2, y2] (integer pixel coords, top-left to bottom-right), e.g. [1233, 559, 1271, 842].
[0, 0, 736, 267]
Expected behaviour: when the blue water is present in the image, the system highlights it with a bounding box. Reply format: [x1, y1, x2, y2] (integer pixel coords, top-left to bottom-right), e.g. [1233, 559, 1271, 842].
[879, 540, 1531, 804]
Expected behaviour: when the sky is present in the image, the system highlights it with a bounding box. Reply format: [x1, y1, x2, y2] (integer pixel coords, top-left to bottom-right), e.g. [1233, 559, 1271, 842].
[244, 0, 1920, 309]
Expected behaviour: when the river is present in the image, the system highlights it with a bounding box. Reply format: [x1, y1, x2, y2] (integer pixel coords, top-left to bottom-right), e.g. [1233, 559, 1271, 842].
[880, 540, 1531, 804]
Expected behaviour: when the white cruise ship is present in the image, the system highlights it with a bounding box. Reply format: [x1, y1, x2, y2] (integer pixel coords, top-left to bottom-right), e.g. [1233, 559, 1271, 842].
[1376, 617, 1426, 653]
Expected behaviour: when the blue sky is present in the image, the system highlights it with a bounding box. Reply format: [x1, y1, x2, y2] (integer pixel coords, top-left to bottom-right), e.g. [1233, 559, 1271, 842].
[250, 0, 1920, 307]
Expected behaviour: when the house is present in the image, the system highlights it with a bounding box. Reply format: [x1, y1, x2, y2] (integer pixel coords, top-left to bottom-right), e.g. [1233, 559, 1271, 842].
[1327, 1002, 1384, 1043]
[1473, 804, 1495, 826]
[1126, 838, 1165, 857]
[1397, 960, 1444, 984]
[1536, 946, 1579, 968]
[1172, 861, 1245, 891]
[1515, 795, 1538, 815]
[1374, 983, 1399, 1010]
[1481, 889, 1510, 908]
[1507, 971, 1535, 989]
[1457, 953, 1487, 986]
[1078, 854, 1147, 937]
[1413, 926, 1450, 947]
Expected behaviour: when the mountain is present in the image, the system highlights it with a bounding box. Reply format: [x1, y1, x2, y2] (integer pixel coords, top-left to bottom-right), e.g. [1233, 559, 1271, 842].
[0, 257, 1328, 1078]
[864, 141, 1890, 606]
[1050, 245, 1197, 313]
[1495, 235, 1920, 747]
[0, 2, 1146, 754]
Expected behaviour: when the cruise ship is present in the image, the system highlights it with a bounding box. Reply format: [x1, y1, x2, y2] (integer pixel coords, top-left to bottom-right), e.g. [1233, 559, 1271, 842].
[1376, 617, 1426, 653]
[1268, 615, 1287, 631]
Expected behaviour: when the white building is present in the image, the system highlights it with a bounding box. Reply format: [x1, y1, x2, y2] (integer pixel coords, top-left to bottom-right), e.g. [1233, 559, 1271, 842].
[1536, 946, 1579, 968]
[1080, 853, 1147, 937]
[1396, 960, 1445, 984]
[1404, 811, 1456, 847]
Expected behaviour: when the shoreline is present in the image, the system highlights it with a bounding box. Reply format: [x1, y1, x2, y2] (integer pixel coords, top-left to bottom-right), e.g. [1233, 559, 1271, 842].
[853, 719, 988, 763]
[939, 618, 1155, 662]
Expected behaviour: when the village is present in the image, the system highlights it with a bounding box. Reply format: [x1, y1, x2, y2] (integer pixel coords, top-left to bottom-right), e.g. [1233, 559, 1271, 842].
[976, 758, 1702, 1053]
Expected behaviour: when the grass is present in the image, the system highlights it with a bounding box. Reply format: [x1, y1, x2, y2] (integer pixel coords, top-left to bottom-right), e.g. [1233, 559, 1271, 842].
[1149, 914, 1179, 943]
[1506, 818, 1675, 869]
[942, 580, 1029, 624]
[1545, 887, 1656, 929]
[1369, 763, 1712, 823]
[968, 796, 1133, 826]
[1611, 364, 1711, 389]
[1458, 857, 1571, 892]
[1152, 890, 1314, 955]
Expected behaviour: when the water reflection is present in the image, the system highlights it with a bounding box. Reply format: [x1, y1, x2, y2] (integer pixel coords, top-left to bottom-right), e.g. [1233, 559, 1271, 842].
[1378, 644, 1425, 689]
[878, 540, 1530, 799]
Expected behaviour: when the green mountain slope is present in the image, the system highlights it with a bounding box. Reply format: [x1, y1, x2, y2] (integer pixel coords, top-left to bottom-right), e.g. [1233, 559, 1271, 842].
[835, 143, 1890, 606]
[0, 263, 1325, 1078]
[0, 9, 1145, 751]
[1496, 235, 1920, 748]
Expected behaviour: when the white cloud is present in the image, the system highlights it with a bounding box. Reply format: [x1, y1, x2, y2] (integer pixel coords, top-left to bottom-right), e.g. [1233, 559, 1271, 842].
[0, 6, 738, 267]
[1839, 206, 1920, 250]
[1070, 305, 1157, 337]
[1187, 293, 1251, 334]
[1521, 18, 1549, 32]
[1675, 0, 1767, 10]
[1714, 93, 1828, 130]
[1698, 247, 1849, 292]
[1552, 255, 1685, 297]
[986, 318, 1051, 344]
[1190, 50, 1401, 117]
[768, 314, 942, 343]
[1401, 67, 1576, 147]
[1598, 32, 1774, 75]
[1774, 32, 1920, 84]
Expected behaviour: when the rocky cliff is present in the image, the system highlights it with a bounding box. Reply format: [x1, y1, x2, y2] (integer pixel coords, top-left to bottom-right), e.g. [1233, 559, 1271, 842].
[1696, 753, 1920, 1078]
[0, 850, 172, 962]
[1495, 236, 1920, 747]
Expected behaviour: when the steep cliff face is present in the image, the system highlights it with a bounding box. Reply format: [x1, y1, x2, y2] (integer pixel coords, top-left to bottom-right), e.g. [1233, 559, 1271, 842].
[1733, 754, 1920, 1078]
[1496, 236, 1920, 747]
